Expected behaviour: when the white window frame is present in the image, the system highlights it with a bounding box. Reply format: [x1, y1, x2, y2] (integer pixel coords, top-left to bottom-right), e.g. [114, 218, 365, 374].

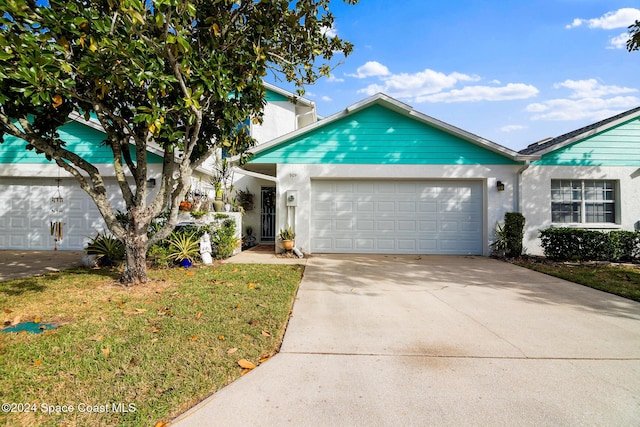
[550, 179, 619, 225]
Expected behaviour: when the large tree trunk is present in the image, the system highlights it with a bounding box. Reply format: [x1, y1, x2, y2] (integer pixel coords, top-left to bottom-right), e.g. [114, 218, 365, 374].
[120, 227, 150, 286]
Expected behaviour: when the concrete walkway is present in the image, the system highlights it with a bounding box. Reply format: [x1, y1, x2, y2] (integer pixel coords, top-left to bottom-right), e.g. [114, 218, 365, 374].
[172, 254, 640, 426]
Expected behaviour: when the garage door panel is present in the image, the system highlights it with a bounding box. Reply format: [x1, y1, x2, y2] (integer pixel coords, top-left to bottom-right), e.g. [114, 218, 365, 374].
[311, 180, 483, 255]
[0, 177, 112, 250]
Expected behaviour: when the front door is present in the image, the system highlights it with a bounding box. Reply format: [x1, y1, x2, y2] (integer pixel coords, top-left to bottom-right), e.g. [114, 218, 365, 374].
[260, 187, 276, 242]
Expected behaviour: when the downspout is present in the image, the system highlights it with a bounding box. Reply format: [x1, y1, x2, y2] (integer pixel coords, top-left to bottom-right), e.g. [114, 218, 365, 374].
[515, 160, 530, 212]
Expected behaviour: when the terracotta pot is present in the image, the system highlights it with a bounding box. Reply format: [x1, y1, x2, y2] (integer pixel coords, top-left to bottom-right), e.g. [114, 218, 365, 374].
[282, 240, 294, 251]
[179, 201, 192, 211]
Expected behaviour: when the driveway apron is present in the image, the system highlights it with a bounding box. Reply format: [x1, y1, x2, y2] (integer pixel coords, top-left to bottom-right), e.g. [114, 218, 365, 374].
[172, 255, 640, 426]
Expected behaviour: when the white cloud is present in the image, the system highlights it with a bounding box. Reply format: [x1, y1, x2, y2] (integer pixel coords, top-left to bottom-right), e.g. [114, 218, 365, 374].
[500, 125, 527, 133]
[608, 32, 630, 49]
[418, 83, 539, 103]
[321, 95, 333, 102]
[348, 61, 391, 79]
[554, 79, 637, 99]
[356, 66, 481, 100]
[526, 79, 639, 121]
[326, 74, 344, 83]
[566, 8, 640, 29]
[353, 63, 536, 104]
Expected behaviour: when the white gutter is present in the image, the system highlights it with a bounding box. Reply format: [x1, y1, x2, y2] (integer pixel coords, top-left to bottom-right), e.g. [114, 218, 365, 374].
[515, 160, 531, 212]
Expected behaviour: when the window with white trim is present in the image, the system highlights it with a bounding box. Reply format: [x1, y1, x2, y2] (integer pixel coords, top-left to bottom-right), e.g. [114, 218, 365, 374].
[551, 180, 617, 224]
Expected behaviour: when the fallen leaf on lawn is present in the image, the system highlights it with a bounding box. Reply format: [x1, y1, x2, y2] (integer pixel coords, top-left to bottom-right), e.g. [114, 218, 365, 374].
[118, 305, 125, 309]
[232, 268, 238, 273]
[237, 359, 256, 369]
[213, 270, 219, 274]
[154, 422, 167, 427]
[195, 311, 202, 319]
[227, 347, 238, 354]
[259, 355, 271, 363]
[257, 303, 267, 308]
[189, 335, 199, 341]
[101, 346, 111, 357]
[150, 327, 162, 333]
[248, 283, 255, 289]
[218, 335, 225, 340]
[261, 330, 271, 337]
[33, 317, 42, 324]
[34, 359, 42, 366]
[241, 369, 251, 376]
[3, 309, 12, 314]
[186, 271, 195, 276]
[88, 334, 104, 342]
[135, 308, 147, 313]
[99, 316, 106, 322]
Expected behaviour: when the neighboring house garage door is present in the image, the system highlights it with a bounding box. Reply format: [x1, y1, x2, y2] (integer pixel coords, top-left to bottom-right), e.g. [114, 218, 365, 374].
[310, 180, 483, 254]
[0, 178, 107, 250]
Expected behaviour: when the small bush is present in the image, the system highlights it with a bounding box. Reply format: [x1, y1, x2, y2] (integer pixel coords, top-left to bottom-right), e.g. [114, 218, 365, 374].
[504, 212, 525, 257]
[85, 233, 125, 267]
[540, 228, 640, 262]
[213, 219, 239, 259]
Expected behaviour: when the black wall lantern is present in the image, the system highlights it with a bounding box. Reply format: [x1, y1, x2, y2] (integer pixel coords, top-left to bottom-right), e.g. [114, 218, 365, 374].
[147, 178, 156, 188]
[496, 181, 505, 192]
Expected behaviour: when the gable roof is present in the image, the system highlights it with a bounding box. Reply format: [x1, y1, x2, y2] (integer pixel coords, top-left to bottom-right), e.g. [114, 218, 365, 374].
[519, 106, 640, 155]
[244, 93, 537, 163]
[263, 82, 315, 108]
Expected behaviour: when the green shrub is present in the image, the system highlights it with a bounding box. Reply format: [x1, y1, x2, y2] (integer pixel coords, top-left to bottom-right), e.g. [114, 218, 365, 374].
[166, 231, 201, 264]
[85, 232, 125, 267]
[540, 228, 640, 261]
[504, 212, 525, 257]
[147, 244, 172, 268]
[213, 219, 239, 259]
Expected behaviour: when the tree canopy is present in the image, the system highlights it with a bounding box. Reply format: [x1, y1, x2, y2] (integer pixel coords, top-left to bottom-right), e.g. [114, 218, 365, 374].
[0, 0, 357, 284]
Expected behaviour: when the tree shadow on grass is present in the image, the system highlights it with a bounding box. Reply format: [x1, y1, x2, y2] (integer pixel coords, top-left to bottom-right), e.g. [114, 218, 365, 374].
[0, 267, 120, 297]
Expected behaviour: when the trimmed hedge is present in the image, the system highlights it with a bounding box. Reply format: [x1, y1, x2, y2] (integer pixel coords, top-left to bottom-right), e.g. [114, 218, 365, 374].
[539, 228, 640, 262]
[504, 212, 525, 257]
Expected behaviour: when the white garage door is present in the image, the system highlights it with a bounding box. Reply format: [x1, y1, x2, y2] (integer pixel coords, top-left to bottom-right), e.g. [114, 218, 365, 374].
[0, 178, 107, 250]
[311, 180, 483, 254]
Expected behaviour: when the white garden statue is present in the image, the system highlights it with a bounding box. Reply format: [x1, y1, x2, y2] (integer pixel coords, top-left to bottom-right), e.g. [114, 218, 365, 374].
[199, 232, 213, 265]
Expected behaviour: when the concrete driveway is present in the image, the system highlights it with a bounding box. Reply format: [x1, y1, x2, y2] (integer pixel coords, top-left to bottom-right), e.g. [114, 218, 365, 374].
[172, 255, 640, 426]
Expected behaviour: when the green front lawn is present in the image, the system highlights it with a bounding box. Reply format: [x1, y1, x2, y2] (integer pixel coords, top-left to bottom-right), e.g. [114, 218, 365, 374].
[0, 264, 304, 426]
[512, 257, 640, 302]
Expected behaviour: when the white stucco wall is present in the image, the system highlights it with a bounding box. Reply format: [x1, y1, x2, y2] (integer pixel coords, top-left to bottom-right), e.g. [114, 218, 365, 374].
[251, 102, 297, 145]
[520, 165, 640, 256]
[273, 163, 524, 255]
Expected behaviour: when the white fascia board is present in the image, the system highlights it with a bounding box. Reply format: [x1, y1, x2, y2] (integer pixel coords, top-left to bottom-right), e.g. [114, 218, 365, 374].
[263, 82, 315, 108]
[534, 109, 640, 156]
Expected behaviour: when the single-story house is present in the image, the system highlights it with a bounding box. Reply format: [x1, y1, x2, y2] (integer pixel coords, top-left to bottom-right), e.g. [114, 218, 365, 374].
[1, 84, 639, 257]
[518, 106, 640, 255]
[0, 83, 315, 250]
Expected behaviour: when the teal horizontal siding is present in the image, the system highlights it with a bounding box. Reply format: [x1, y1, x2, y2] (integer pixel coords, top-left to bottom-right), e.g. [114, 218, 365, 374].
[534, 117, 640, 166]
[250, 104, 517, 165]
[265, 89, 289, 102]
[1, 120, 163, 164]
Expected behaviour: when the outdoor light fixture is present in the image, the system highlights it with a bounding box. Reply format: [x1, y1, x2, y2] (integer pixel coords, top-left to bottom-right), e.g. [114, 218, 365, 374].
[147, 178, 156, 188]
[497, 181, 505, 192]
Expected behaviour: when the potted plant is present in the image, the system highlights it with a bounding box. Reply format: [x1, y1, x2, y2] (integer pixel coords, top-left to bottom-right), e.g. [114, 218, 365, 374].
[166, 231, 201, 267]
[279, 226, 296, 251]
[236, 187, 254, 211]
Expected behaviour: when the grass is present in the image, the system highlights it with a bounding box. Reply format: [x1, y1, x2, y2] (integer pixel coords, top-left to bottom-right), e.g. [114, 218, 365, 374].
[512, 257, 640, 302]
[0, 263, 304, 427]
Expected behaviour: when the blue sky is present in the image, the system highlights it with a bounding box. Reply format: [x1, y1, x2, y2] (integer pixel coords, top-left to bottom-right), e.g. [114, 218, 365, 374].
[268, 0, 640, 152]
